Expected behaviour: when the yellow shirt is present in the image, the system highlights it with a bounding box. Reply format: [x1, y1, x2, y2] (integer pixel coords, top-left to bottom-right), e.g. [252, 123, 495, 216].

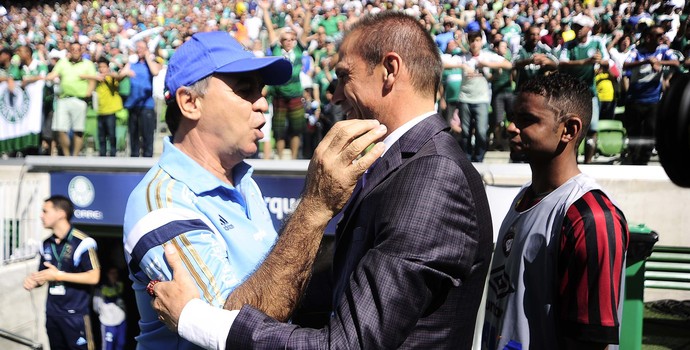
[96, 76, 124, 115]
[595, 72, 615, 102]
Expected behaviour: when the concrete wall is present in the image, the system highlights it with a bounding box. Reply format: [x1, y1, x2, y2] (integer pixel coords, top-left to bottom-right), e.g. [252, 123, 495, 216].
[0, 165, 50, 349]
[0, 257, 49, 350]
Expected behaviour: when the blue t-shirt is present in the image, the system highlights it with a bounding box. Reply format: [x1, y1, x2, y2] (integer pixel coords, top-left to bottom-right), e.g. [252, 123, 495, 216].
[40, 227, 99, 316]
[435, 31, 455, 54]
[124, 60, 155, 109]
[625, 46, 675, 104]
[123, 137, 278, 350]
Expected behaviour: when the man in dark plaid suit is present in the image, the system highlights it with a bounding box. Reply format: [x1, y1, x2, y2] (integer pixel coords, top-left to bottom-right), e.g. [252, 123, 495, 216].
[153, 12, 493, 350]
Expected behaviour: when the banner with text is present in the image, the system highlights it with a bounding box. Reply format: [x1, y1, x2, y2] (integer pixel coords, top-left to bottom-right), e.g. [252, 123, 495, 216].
[50, 172, 339, 234]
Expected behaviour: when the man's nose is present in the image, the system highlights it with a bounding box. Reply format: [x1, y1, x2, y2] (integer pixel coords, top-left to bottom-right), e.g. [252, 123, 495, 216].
[254, 96, 269, 113]
[506, 121, 518, 134]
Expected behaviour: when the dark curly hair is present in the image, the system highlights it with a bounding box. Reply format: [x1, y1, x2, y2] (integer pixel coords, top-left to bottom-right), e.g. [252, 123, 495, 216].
[517, 72, 593, 144]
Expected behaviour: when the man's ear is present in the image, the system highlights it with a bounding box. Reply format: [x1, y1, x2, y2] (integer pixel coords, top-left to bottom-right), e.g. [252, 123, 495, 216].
[382, 52, 401, 90]
[176, 88, 202, 121]
[562, 114, 583, 143]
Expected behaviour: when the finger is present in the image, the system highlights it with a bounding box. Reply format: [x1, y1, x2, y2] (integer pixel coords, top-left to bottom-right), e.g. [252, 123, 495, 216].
[326, 121, 385, 164]
[339, 124, 387, 165]
[163, 244, 195, 288]
[318, 119, 374, 152]
[147, 280, 160, 297]
[33, 274, 46, 283]
[352, 142, 385, 173]
[43, 261, 55, 269]
[163, 244, 184, 279]
[318, 119, 381, 156]
[151, 294, 162, 312]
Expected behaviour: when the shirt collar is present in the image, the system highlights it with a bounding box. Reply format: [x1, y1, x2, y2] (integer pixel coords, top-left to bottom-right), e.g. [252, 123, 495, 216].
[158, 137, 253, 194]
[51, 226, 73, 244]
[381, 111, 436, 156]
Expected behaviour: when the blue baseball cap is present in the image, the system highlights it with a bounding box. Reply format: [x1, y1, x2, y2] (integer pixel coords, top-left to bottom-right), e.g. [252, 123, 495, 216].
[164, 31, 291, 102]
[466, 21, 481, 32]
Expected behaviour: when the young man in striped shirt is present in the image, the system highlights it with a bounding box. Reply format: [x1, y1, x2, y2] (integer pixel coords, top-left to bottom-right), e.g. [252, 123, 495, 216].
[483, 72, 629, 350]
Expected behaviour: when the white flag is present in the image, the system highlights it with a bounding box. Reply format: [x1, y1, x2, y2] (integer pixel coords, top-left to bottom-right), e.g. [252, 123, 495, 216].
[0, 80, 44, 153]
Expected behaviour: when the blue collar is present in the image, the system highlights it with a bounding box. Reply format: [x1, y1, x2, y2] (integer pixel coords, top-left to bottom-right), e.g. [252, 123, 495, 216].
[158, 137, 254, 195]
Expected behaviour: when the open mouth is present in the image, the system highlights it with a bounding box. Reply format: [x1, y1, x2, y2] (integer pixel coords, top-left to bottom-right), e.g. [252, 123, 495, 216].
[509, 141, 523, 151]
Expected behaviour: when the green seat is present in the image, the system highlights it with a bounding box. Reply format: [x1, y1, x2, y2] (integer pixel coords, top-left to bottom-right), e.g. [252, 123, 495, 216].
[116, 125, 127, 152]
[596, 119, 626, 156]
[644, 246, 690, 291]
[116, 109, 129, 152]
[85, 108, 99, 152]
[86, 108, 129, 154]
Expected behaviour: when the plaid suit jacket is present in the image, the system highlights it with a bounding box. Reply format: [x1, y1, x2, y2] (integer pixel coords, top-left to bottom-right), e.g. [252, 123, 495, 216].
[227, 114, 493, 349]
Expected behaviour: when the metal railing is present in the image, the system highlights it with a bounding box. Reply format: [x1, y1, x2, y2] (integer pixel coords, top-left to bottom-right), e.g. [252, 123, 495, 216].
[0, 328, 42, 350]
[0, 175, 43, 264]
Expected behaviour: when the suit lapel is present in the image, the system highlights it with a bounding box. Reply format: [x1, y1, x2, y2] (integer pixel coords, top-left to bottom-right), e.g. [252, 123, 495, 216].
[336, 114, 449, 232]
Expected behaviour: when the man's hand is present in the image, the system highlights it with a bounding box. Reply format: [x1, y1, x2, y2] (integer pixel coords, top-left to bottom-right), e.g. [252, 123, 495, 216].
[152, 245, 199, 332]
[589, 51, 602, 64]
[23, 275, 40, 291]
[302, 119, 387, 220]
[648, 57, 662, 71]
[533, 53, 547, 65]
[223, 119, 386, 320]
[32, 262, 61, 284]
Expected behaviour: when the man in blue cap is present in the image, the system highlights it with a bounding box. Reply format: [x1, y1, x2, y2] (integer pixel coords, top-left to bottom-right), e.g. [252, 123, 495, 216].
[123, 31, 385, 350]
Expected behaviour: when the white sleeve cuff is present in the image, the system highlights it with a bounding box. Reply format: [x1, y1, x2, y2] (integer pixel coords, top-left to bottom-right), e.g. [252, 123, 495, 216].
[178, 298, 239, 350]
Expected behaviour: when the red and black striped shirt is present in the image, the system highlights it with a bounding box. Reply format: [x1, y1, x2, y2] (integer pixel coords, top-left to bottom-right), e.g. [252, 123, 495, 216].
[558, 190, 629, 344]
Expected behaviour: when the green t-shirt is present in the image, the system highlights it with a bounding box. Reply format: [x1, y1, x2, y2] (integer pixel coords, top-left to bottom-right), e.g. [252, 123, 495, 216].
[271, 43, 304, 98]
[17, 60, 48, 80]
[312, 47, 328, 66]
[313, 70, 332, 106]
[442, 67, 463, 103]
[319, 17, 340, 36]
[513, 42, 558, 90]
[500, 23, 522, 44]
[491, 67, 512, 94]
[271, 12, 287, 29]
[559, 37, 609, 93]
[52, 58, 97, 98]
[0, 63, 21, 80]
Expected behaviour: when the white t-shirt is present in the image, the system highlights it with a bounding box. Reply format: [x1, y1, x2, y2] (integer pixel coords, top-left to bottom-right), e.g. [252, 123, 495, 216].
[442, 50, 507, 103]
[245, 16, 263, 41]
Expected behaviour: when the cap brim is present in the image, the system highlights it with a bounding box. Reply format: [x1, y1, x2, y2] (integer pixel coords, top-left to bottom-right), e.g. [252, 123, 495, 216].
[215, 56, 292, 86]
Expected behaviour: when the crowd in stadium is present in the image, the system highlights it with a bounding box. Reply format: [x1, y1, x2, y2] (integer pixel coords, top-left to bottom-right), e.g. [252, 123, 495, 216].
[1, 0, 688, 164]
